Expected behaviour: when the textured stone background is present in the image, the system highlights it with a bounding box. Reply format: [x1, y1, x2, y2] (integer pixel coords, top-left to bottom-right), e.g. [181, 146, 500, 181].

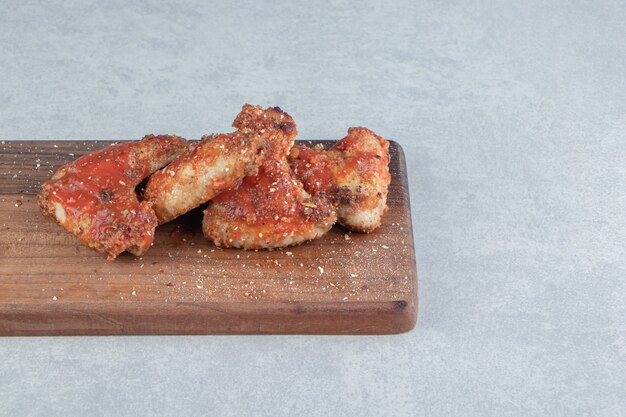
[1, 1, 625, 416]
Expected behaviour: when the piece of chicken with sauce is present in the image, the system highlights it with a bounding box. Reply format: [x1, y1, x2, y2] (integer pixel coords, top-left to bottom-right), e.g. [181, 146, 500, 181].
[143, 131, 266, 224]
[288, 127, 390, 233]
[202, 105, 336, 249]
[38, 135, 188, 260]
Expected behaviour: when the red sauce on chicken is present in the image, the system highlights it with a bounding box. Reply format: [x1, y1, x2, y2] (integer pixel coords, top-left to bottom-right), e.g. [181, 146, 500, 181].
[288, 146, 335, 194]
[42, 142, 160, 257]
[46, 143, 140, 223]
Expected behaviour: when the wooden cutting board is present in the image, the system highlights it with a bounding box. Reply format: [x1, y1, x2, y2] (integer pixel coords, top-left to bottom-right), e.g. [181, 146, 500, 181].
[0, 140, 417, 335]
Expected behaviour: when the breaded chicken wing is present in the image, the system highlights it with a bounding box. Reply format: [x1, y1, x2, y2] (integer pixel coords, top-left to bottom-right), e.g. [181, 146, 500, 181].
[143, 132, 266, 224]
[232, 104, 296, 159]
[202, 105, 336, 249]
[38, 135, 187, 260]
[288, 128, 390, 233]
[143, 104, 299, 224]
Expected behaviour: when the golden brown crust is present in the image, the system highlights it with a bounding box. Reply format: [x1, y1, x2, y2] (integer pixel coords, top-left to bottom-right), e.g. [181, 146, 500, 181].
[38, 135, 187, 260]
[143, 132, 266, 224]
[288, 127, 391, 232]
[203, 105, 336, 249]
[143, 104, 299, 225]
[233, 104, 297, 159]
[202, 160, 337, 250]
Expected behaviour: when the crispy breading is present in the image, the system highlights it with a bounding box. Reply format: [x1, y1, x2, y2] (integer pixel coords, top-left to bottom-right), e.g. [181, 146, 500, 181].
[143, 104, 301, 225]
[38, 135, 187, 259]
[202, 159, 336, 249]
[288, 128, 391, 232]
[143, 132, 265, 224]
[232, 104, 296, 159]
[202, 105, 336, 249]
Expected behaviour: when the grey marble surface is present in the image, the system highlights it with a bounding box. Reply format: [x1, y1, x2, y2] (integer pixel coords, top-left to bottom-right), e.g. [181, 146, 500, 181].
[1, 1, 625, 416]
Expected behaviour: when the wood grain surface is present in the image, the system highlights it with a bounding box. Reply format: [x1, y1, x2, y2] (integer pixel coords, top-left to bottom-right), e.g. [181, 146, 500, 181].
[0, 140, 417, 335]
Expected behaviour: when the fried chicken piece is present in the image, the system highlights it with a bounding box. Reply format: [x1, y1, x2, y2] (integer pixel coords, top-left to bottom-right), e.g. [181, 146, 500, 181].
[202, 105, 336, 249]
[143, 131, 266, 224]
[288, 127, 390, 233]
[202, 162, 336, 250]
[38, 135, 188, 260]
[231, 104, 296, 159]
